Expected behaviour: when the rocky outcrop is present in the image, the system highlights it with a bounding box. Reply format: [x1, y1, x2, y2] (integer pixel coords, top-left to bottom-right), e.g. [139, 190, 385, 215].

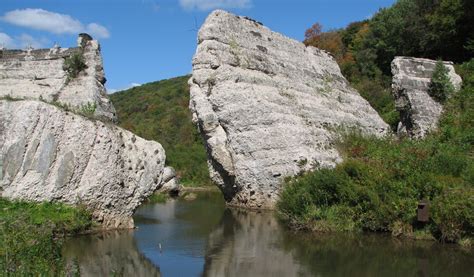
[0, 100, 172, 229]
[391, 56, 462, 138]
[157, 167, 181, 195]
[0, 34, 116, 121]
[189, 10, 389, 209]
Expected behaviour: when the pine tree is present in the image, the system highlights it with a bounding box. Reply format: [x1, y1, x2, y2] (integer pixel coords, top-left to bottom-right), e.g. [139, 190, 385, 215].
[429, 60, 455, 103]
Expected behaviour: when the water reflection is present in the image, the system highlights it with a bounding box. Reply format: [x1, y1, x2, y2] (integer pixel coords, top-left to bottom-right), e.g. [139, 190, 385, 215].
[279, 231, 474, 277]
[203, 208, 310, 276]
[132, 193, 226, 276]
[62, 230, 161, 276]
[62, 192, 474, 277]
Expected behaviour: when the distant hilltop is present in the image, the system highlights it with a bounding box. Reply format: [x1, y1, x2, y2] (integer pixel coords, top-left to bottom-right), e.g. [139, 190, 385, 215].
[0, 33, 116, 122]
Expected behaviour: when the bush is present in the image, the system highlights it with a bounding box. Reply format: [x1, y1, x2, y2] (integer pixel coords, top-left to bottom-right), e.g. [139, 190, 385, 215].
[428, 60, 455, 103]
[63, 52, 87, 79]
[78, 102, 97, 118]
[431, 189, 474, 242]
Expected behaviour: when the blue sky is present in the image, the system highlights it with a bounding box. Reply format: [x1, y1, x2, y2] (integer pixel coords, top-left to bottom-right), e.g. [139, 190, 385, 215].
[0, 0, 396, 92]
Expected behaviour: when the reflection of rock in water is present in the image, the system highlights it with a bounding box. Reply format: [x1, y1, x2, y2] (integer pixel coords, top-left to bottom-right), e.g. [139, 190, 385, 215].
[62, 231, 160, 277]
[203, 209, 310, 277]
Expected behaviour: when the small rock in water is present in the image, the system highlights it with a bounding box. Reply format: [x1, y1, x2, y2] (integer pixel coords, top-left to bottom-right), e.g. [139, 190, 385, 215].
[183, 193, 198, 201]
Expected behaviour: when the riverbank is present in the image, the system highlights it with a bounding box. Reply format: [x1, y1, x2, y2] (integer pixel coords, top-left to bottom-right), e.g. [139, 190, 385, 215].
[277, 60, 474, 246]
[0, 197, 93, 275]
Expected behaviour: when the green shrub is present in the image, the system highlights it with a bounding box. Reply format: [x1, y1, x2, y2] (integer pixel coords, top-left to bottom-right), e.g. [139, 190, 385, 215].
[63, 52, 87, 79]
[78, 102, 97, 118]
[428, 60, 455, 103]
[431, 189, 474, 242]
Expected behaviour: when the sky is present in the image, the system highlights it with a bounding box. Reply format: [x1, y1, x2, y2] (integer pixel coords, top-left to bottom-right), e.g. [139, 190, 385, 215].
[0, 0, 396, 93]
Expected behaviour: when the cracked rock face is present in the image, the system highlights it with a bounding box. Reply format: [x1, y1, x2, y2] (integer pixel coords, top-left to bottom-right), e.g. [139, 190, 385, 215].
[0, 34, 117, 122]
[0, 100, 170, 229]
[391, 56, 462, 138]
[189, 10, 389, 209]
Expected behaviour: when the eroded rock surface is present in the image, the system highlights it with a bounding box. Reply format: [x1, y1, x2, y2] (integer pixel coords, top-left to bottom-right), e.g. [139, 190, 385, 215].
[189, 10, 389, 208]
[391, 56, 462, 138]
[0, 100, 170, 229]
[0, 34, 116, 121]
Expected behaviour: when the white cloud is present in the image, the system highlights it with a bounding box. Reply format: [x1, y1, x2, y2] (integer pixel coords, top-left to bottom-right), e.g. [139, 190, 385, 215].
[0, 32, 50, 49]
[2, 9, 82, 34]
[179, 0, 251, 11]
[1, 9, 110, 39]
[86, 23, 110, 39]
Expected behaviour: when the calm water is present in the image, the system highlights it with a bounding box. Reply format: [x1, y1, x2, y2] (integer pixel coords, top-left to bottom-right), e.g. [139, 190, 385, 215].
[63, 191, 474, 276]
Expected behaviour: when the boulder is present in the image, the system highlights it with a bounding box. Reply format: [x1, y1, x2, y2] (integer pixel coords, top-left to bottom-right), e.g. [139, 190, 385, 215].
[157, 167, 181, 194]
[0, 100, 171, 229]
[391, 56, 462, 138]
[189, 10, 389, 208]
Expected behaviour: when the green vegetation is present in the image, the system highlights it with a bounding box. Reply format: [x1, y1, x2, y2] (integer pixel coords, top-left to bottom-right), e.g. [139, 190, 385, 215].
[110, 75, 211, 186]
[277, 59, 474, 244]
[0, 95, 23, 102]
[78, 101, 97, 118]
[429, 60, 455, 103]
[0, 198, 93, 275]
[304, 0, 473, 130]
[146, 192, 170, 204]
[63, 52, 87, 80]
[2, 95, 101, 121]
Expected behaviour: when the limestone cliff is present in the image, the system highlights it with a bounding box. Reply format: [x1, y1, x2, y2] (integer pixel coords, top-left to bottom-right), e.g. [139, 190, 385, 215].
[391, 56, 462, 138]
[189, 10, 389, 209]
[0, 34, 116, 121]
[0, 100, 175, 229]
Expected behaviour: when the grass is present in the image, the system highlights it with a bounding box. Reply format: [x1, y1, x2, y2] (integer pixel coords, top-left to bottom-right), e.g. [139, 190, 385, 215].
[2, 95, 101, 122]
[146, 192, 170, 204]
[110, 75, 212, 187]
[0, 198, 93, 275]
[277, 59, 474, 245]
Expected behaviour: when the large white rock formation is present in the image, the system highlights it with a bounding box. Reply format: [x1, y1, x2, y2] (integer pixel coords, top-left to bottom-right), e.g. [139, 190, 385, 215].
[391, 56, 462, 138]
[0, 34, 116, 121]
[0, 100, 174, 229]
[189, 10, 389, 208]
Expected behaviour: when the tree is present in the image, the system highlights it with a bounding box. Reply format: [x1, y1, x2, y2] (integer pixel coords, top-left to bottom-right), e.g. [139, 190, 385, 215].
[304, 23, 347, 65]
[304, 23, 322, 44]
[428, 60, 455, 103]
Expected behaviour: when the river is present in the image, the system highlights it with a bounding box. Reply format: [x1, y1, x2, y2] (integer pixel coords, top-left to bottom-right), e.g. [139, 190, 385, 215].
[63, 191, 473, 276]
